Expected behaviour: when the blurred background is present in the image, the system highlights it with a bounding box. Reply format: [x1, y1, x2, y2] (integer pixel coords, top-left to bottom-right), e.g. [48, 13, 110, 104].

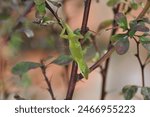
[0, 0, 150, 100]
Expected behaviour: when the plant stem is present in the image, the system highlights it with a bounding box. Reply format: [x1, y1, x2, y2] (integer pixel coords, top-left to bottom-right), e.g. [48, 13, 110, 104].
[81, 0, 92, 34]
[133, 0, 150, 87]
[137, 0, 150, 19]
[133, 37, 145, 87]
[65, 0, 92, 100]
[65, 62, 78, 99]
[100, 4, 121, 100]
[46, 1, 70, 86]
[45, 1, 63, 28]
[40, 60, 55, 100]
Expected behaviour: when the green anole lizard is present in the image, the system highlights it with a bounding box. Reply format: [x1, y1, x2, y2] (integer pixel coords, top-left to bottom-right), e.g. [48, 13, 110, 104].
[60, 20, 90, 79]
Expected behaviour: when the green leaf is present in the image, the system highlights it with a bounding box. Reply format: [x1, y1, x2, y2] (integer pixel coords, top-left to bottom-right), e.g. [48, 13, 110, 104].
[21, 74, 32, 88]
[83, 31, 92, 41]
[92, 52, 100, 62]
[129, 20, 137, 38]
[111, 34, 127, 43]
[107, 0, 120, 7]
[142, 43, 150, 52]
[128, 30, 136, 38]
[141, 87, 150, 100]
[135, 23, 149, 32]
[115, 12, 128, 30]
[140, 36, 150, 51]
[74, 28, 81, 34]
[52, 55, 73, 65]
[139, 36, 150, 44]
[142, 33, 150, 37]
[131, 0, 138, 10]
[111, 34, 129, 55]
[97, 19, 113, 32]
[115, 36, 129, 55]
[9, 33, 23, 50]
[129, 20, 149, 38]
[34, 0, 45, 4]
[141, 18, 150, 24]
[12, 62, 42, 76]
[34, 0, 46, 18]
[122, 85, 138, 100]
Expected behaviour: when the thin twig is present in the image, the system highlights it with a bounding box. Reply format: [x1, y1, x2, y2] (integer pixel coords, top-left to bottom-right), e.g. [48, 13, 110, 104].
[132, 0, 150, 87]
[133, 37, 145, 87]
[45, 1, 63, 28]
[40, 60, 55, 100]
[100, 4, 121, 100]
[45, 1, 70, 86]
[137, 0, 150, 19]
[65, 62, 78, 99]
[81, 0, 92, 35]
[65, 0, 92, 100]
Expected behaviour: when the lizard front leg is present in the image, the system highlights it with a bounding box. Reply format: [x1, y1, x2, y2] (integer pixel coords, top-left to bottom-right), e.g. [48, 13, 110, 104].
[60, 27, 69, 39]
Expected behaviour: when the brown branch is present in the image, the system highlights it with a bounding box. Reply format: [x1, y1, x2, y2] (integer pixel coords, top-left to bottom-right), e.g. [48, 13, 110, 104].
[100, 4, 121, 100]
[45, 1, 63, 28]
[65, 62, 78, 99]
[137, 0, 150, 19]
[132, 0, 150, 87]
[81, 0, 92, 34]
[133, 37, 145, 87]
[65, 0, 92, 100]
[40, 60, 55, 100]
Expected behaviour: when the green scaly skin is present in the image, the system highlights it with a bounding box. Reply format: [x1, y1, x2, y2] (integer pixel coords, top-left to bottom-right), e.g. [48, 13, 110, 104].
[60, 20, 89, 79]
